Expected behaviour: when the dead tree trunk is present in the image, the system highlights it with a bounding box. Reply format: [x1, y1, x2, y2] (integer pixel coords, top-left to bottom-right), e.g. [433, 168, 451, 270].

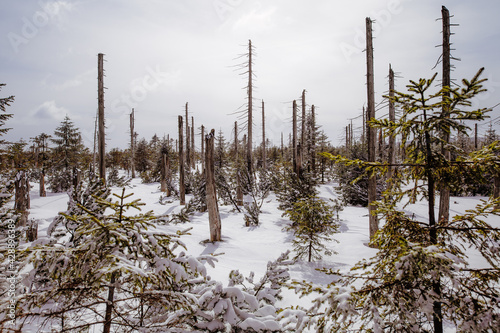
[311, 105, 316, 173]
[97, 53, 106, 182]
[205, 129, 221, 242]
[191, 116, 195, 169]
[301, 89, 306, 159]
[366, 17, 378, 241]
[438, 5, 451, 226]
[185, 103, 191, 170]
[388, 65, 396, 179]
[261, 100, 266, 170]
[39, 169, 46, 197]
[26, 218, 37, 242]
[178, 115, 185, 205]
[130, 109, 136, 178]
[161, 152, 167, 192]
[292, 100, 298, 174]
[201, 125, 205, 172]
[235, 121, 243, 206]
[15, 170, 30, 227]
[247, 40, 253, 174]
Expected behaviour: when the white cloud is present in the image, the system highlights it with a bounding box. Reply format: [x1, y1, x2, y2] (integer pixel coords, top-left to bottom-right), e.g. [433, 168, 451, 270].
[31, 100, 69, 120]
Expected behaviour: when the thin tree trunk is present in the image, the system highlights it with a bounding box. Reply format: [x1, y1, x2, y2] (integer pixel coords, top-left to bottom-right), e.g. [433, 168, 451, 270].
[103, 273, 116, 333]
[262, 100, 266, 170]
[191, 116, 195, 169]
[205, 129, 221, 242]
[301, 89, 306, 159]
[366, 17, 378, 242]
[201, 125, 205, 173]
[311, 105, 316, 173]
[292, 100, 297, 173]
[130, 109, 136, 178]
[438, 6, 451, 227]
[235, 121, 243, 206]
[388, 65, 396, 179]
[178, 115, 185, 205]
[161, 153, 167, 192]
[247, 40, 253, 174]
[185, 103, 190, 170]
[98, 53, 106, 182]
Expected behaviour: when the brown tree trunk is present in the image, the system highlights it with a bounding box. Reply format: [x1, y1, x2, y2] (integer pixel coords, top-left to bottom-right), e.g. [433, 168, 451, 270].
[205, 129, 221, 242]
[292, 100, 297, 173]
[178, 115, 185, 205]
[103, 273, 116, 333]
[235, 121, 243, 206]
[438, 6, 451, 227]
[130, 109, 136, 178]
[161, 152, 167, 192]
[97, 53, 106, 182]
[261, 100, 266, 170]
[15, 170, 30, 227]
[185, 103, 191, 170]
[301, 89, 306, 159]
[39, 169, 46, 197]
[191, 116, 195, 169]
[247, 40, 253, 174]
[311, 104, 316, 173]
[27, 218, 37, 241]
[366, 17, 378, 241]
[201, 125, 205, 173]
[388, 65, 396, 179]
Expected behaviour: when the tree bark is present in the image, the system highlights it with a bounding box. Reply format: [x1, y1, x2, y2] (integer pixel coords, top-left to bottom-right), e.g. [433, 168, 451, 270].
[103, 273, 116, 333]
[235, 121, 243, 206]
[261, 100, 266, 170]
[366, 17, 378, 241]
[130, 109, 136, 178]
[438, 6, 451, 227]
[311, 105, 316, 173]
[191, 116, 195, 169]
[292, 100, 298, 174]
[178, 116, 185, 205]
[15, 170, 30, 227]
[247, 40, 253, 174]
[97, 53, 106, 182]
[205, 129, 221, 242]
[388, 65, 396, 179]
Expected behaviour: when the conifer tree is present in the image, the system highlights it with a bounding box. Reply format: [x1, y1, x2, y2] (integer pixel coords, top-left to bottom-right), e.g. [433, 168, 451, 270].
[302, 69, 500, 332]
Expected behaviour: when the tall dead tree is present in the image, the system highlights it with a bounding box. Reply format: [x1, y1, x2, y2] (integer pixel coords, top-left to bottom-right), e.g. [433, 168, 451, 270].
[191, 116, 195, 169]
[130, 109, 136, 178]
[301, 89, 306, 158]
[311, 105, 316, 173]
[205, 129, 221, 242]
[201, 125, 205, 172]
[366, 18, 378, 241]
[97, 53, 106, 182]
[438, 5, 451, 225]
[261, 99, 266, 170]
[292, 100, 298, 174]
[178, 115, 185, 205]
[247, 40, 254, 174]
[388, 65, 396, 179]
[185, 102, 191, 170]
[235, 121, 243, 206]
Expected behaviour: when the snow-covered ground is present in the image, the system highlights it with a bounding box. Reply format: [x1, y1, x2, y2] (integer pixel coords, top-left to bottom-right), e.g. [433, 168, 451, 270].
[26, 177, 497, 332]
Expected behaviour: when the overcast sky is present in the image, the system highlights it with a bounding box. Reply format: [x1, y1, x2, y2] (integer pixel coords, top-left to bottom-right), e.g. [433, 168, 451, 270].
[1, 0, 499, 150]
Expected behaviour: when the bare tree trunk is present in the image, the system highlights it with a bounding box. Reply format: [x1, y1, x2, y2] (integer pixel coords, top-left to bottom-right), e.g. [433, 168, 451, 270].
[301, 89, 306, 159]
[103, 273, 116, 333]
[311, 105, 316, 173]
[185, 103, 191, 170]
[15, 170, 30, 227]
[235, 121, 243, 206]
[292, 100, 297, 173]
[438, 5, 451, 227]
[366, 17, 378, 241]
[191, 116, 195, 169]
[130, 109, 136, 178]
[26, 218, 38, 242]
[247, 40, 253, 174]
[178, 116, 185, 205]
[98, 53, 106, 182]
[161, 152, 167, 192]
[205, 129, 221, 242]
[388, 65, 396, 179]
[261, 100, 266, 170]
[201, 125, 205, 172]
[474, 123, 478, 150]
